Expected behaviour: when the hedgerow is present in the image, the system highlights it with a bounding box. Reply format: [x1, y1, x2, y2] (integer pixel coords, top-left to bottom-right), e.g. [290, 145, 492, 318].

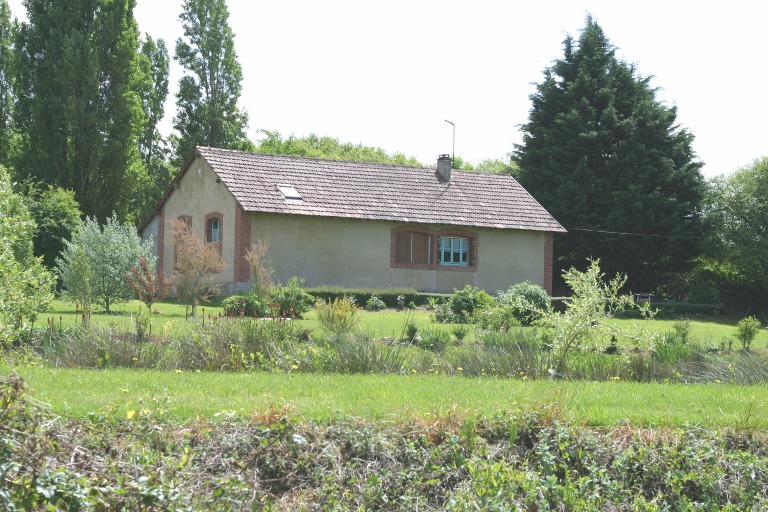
[2, 375, 767, 510]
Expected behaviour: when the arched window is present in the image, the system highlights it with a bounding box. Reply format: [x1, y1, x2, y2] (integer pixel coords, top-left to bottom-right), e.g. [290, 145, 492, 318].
[205, 212, 223, 247]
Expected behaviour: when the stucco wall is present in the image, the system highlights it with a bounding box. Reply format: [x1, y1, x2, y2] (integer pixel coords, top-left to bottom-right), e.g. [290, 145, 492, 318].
[159, 156, 238, 283]
[250, 212, 546, 294]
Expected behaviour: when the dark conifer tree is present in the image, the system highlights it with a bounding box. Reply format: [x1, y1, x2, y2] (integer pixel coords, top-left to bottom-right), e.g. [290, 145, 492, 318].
[515, 16, 705, 290]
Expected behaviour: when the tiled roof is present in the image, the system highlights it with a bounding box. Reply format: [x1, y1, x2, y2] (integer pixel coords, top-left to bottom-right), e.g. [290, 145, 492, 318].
[195, 147, 566, 233]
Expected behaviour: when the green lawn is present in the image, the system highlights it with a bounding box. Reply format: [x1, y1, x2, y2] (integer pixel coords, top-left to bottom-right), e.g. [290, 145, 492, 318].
[40, 298, 768, 348]
[4, 365, 766, 429]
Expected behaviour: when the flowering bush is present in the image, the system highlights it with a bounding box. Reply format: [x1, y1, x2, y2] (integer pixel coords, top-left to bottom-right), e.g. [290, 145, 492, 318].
[270, 277, 314, 318]
[222, 293, 269, 318]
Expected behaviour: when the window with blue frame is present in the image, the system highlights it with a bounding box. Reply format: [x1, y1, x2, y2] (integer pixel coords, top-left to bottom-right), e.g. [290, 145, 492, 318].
[440, 236, 470, 266]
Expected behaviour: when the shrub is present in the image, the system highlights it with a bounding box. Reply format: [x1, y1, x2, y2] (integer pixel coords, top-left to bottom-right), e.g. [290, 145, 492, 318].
[736, 316, 761, 349]
[687, 281, 721, 305]
[245, 238, 273, 297]
[270, 277, 314, 318]
[315, 296, 359, 335]
[365, 294, 386, 311]
[452, 325, 470, 342]
[496, 281, 551, 326]
[436, 286, 494, 324]
[58, 214, 152, 313]
[539, 259, 652, 374]
[128, 256, 169, 311]
[169, 218, 222, 316]
[222, 292, 269, 318]
[0, 167, 54, 344]
[476, 306, 521, 332]
[433, 303, 454, 324]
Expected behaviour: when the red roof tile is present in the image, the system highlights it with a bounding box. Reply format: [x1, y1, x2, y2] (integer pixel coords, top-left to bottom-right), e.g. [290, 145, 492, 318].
[196, 147, 566, 233]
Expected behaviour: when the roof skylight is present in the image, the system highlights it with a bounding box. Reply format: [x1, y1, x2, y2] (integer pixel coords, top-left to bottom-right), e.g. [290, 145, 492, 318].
[277, 184, 302, 200]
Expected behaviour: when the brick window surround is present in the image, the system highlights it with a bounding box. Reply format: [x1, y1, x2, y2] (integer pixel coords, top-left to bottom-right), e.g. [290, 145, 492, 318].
[204, 212, 223, 274]
[391, 226, 478, 272]
[205, 212, 223, 246]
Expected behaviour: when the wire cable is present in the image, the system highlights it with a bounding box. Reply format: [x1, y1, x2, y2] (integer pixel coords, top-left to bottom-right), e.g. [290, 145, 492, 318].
[566, 227, 704, 239]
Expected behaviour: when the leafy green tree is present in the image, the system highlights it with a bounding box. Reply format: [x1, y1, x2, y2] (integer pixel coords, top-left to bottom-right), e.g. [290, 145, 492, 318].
[0, 0, 16, 168]
[132, 34, 173, 220]
[702, 157, 768, 310]
[0, 166, 54, 344]
[256, 131, 422, 166]
[58, 215, 153, 313]
[514, 16, 705, 290]
[14, 0, 143, 222]
[173, 0, 252, 165]
[25, 183, 81, 270]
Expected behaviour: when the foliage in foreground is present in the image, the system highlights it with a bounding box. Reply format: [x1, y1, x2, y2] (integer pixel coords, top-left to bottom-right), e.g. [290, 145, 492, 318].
[1, 375, 767, 510]
[0, 166, 54, 345]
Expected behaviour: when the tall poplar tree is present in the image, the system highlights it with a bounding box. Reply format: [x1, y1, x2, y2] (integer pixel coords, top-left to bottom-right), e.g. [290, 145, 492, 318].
[14, 0, 143, 222]
[133, 34, 172, 220]
[515, 16, 705, 290]
[173, 0, 252, 165]
[0, 0, 15, 168]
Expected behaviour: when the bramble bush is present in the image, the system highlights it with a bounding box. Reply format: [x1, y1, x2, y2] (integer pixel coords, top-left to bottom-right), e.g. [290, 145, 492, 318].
[2, 375, 767, 510]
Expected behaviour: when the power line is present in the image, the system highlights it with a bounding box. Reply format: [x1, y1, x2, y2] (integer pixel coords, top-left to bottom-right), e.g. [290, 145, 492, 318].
[567, 227, 704, 240]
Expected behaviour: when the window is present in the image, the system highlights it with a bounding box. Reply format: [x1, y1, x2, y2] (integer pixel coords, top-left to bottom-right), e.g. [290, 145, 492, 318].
[205, 212, 223, 254]
[209, 218, 220, 243]
[391, 227, 477, 271]
[277, 184, 302, 200]
[440, 236, 470, 266]
[396, 232, 432, 264]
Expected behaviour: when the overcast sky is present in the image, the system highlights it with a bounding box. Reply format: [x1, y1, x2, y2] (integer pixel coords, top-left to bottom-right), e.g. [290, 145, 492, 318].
[8, 0, 767, 178]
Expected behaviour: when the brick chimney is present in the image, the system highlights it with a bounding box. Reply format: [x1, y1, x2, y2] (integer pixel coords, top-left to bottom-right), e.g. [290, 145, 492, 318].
[436, 154, 452, 182]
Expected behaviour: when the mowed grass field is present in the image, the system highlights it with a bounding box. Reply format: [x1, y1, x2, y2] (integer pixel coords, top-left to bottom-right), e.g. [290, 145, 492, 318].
[3, 366, 766, 429]
[38, 298, 768, 347]
[10, 298, 766, 430]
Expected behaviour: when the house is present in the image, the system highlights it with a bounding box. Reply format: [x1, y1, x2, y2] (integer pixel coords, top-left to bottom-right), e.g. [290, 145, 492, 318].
[140, 147, 566, 295]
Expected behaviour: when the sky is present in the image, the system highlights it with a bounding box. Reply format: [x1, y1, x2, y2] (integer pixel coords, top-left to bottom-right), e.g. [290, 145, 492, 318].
[8, 0, 768, 178]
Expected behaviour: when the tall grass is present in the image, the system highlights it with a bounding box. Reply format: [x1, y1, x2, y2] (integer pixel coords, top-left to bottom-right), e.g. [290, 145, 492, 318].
[320, 333, 407, 373]
[18, 313, 768, 385]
